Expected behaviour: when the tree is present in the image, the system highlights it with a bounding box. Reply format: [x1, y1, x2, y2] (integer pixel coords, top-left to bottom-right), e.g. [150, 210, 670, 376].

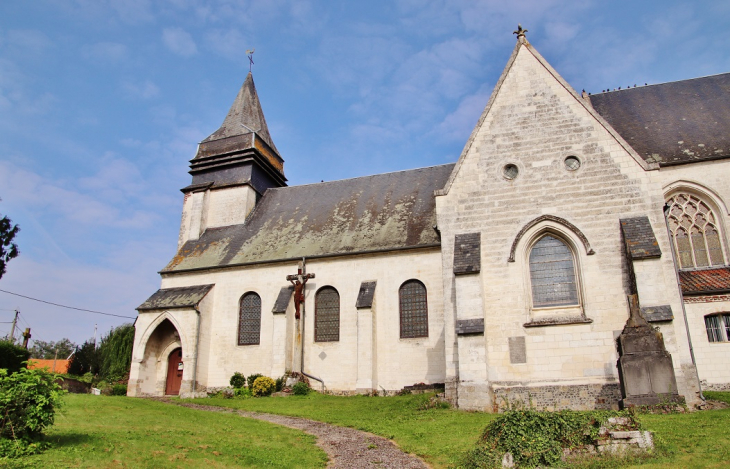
[97, 324, 135, 381]
[29, 339, 77, 360]
[67, 340, 99, 376]
[0, 340, 30, 374]
[0, 208, 19, 280]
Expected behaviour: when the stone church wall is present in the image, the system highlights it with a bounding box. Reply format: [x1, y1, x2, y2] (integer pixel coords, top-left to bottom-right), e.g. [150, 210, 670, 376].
[436, 42, 698, 410]
[157, 247, 445, 394]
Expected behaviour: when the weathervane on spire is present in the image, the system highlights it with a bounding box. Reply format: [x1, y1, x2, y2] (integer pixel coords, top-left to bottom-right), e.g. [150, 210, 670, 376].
[513, 24, 528, 39]
[246, 48, 255, 72]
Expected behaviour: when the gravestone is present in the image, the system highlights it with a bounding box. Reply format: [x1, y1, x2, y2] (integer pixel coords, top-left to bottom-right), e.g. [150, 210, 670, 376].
[617, 295, 682, 408]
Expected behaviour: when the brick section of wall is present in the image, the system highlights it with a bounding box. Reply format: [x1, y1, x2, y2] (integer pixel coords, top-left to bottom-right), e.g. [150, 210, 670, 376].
[453, 233, 481, 274]
[685, 294, 730, 303]
[492, 383, 621, 411]
[620, 216, 662, 260]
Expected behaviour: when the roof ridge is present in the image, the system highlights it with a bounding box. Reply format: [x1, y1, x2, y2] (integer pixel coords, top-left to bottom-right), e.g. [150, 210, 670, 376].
[267, 163, 455, 191]
[592, 71, 730, 95]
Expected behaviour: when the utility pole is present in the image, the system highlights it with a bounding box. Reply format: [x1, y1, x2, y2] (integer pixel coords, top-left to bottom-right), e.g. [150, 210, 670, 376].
[94, 323, 97, 349]
[9, 310, 18, 343]
[21, 328, 31, 349]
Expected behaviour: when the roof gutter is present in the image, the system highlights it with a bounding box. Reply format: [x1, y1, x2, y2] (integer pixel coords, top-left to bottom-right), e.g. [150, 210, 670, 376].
[159, 244, 441, 276]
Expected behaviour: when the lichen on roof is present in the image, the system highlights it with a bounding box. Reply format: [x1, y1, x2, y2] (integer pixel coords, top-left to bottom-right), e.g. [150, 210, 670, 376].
[164, 164, 454, 272]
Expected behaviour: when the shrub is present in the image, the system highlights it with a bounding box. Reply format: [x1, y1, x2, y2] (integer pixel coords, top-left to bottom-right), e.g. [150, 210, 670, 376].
[235, 387, 252, 398]
[246, 373, 263, 388]
[275, 375, 285, 392]
[0, 368, 64, 457]
[230, 372, 246, 389]
[292, 381, 310, 396]
[251, 376, 276, 397]
[111, 384, 127, 396]
[460, 409, 639, 468]
[0, 340, 30, 374]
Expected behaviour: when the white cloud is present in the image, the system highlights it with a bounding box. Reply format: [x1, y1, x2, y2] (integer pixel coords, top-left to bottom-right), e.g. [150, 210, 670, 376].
[121, 79, 160, 99]
[5, 29, 52, 54]
[436, 84, 492, 142]
[162, 27, 198, 57]
[205, 28, 247, 61]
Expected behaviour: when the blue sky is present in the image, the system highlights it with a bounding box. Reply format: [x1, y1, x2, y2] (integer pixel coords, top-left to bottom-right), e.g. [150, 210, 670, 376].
[1, 1, 729, 346]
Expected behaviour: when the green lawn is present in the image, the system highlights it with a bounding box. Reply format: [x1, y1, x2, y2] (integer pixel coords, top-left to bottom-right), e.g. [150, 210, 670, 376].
[1, 394, 327, 469]
[190, 392, 730, 469]
[191, 393, 496, 468]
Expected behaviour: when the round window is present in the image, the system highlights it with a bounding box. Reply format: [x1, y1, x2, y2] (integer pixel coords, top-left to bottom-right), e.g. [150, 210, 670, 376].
[503, 164, 519, 180]
[564, 156, 581, 171]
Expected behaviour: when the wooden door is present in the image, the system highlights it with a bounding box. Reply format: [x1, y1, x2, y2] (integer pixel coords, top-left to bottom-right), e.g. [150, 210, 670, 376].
[165, 348, 183, 395]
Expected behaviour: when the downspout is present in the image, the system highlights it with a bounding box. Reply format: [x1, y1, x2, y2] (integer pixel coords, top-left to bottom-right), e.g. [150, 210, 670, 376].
[299, 258, 325, 392]
[191, 305, 202, 397]
[663, 204, 705, 402]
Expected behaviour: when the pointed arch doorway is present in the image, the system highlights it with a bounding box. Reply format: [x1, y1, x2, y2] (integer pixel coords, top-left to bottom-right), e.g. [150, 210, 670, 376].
[165, 348, 183, 396]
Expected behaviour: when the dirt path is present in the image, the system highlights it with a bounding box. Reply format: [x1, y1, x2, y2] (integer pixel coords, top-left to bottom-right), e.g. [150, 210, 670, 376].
[156, 399, 429, 468]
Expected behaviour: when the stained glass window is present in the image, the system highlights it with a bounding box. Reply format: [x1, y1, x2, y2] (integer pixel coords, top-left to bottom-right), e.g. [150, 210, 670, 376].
[666, 193, 726, 268]
[400, 280, 428, 338]
[529, 235, 579, 308]
[315, 287, 340, 342]
[238, 292, 261, 345]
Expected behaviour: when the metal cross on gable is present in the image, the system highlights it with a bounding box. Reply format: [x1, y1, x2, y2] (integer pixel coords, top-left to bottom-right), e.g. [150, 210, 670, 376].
[246, 48, 255, 72]
[286, 258, 315, 320]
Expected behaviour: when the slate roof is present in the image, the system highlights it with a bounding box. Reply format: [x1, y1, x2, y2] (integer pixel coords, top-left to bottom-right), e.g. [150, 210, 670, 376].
[137, 284, 214, 310]
[164, 164, 454, 272]
[679, 267, 730, 295]
[272, 286, 294, 313]
[197, 72, 278, 155]
[356, 281, 377, 309]
[589, 73, 730, 166]
[620, 216, 662, 260]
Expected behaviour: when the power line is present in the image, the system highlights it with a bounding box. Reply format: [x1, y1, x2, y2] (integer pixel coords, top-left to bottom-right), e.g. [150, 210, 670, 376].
[0, 289, 136, 319]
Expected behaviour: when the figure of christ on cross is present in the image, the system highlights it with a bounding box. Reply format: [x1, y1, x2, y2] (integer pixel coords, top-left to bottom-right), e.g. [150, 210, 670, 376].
[286, 261, 315, 320]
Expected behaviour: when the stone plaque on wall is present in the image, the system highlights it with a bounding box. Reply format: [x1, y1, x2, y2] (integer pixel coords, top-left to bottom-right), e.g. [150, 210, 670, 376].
[509, 336, 527, 364]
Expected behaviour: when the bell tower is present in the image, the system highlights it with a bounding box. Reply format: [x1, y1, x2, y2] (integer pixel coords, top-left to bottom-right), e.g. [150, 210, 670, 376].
[178, 73, 286, 247]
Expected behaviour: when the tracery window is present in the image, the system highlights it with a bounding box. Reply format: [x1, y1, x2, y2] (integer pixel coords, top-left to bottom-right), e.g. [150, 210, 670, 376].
[399, 280, 428, 338]
[529, 235, 579, 308]
[315, 287, 340, 342]
[704, 313, 730, 343]
[238, 292, 261, 345]
[666, 193, 725, 269]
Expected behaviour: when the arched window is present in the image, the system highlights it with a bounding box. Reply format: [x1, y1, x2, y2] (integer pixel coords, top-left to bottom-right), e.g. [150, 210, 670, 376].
[399, 280, 428, 338]
[529, 235, 579, 308]
[315, 287, 339, 342]
[238, 292, 261, 345]
[666, 193, 726, 268]
[705, 313, 730, 343]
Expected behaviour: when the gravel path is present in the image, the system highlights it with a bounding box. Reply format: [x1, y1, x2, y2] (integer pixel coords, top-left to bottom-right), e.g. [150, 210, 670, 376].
[157, 399, 429, 468]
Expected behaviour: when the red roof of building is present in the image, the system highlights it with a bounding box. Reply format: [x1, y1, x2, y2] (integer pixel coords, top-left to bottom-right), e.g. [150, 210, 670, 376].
[28, 359, 70, 374]
[679, 267, 730, 295]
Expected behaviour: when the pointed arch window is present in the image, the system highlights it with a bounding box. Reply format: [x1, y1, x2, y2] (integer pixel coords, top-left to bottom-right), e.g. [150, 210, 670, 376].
[238, 292, 261, 345]
[315, 287, 340, 342]
[666, 193, 725, 269]
[399, 280, 428, 338]
[529, 235, 579, 308]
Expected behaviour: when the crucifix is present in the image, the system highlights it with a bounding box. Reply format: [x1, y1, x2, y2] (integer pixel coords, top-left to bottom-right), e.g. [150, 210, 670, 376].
[286, 258, 315, 320]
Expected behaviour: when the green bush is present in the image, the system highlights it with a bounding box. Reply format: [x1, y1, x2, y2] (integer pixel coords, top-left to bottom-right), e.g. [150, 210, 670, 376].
[234, 387, 252, 398]
[111, 384, 127, 396]
[0, 340, 30, 374]
[247, 373, 263, 388]
[0, 368, 65, 457]
[251, 376, 276, 397]
[292, 381, 310, 395]
[460, 409, 639, 468]
[275, 375, 285, 392]
[230, 372, 246, 389]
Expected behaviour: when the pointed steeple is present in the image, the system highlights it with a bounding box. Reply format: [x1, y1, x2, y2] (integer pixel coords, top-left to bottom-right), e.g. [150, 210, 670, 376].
[189, 73, 286, 192]
[201, 72, 278, 154]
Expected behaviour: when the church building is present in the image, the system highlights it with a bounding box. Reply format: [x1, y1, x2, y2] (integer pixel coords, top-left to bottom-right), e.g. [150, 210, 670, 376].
[129, 30, 730, 411]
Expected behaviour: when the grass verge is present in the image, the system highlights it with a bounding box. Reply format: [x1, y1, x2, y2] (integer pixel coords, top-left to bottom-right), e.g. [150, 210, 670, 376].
[186, 392, 496, 468]
[189, 392, 730, 469]
[1, 394, 326, 468]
